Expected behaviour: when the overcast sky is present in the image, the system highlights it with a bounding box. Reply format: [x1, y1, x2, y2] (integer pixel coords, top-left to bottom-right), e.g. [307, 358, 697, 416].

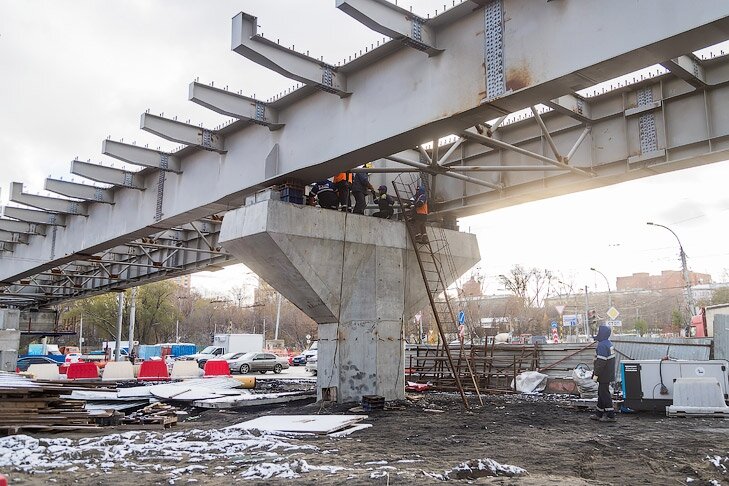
[1, 1, 728, 300]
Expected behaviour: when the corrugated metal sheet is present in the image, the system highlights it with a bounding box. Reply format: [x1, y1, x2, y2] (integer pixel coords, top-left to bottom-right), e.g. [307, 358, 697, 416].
[611, 336, 712, 381]
[535, 343, 596, 378]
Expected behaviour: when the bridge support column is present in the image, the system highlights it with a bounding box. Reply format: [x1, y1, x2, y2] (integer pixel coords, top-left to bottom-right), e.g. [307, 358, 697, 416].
[219, 195, 479, 403]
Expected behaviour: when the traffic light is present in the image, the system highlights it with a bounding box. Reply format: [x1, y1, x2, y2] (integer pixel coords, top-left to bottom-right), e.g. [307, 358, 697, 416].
[588, 309, 597, 328]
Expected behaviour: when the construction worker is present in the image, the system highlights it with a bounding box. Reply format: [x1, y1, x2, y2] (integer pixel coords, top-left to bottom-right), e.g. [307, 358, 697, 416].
[409, 183, 429, 244]
[372, 185, 394, 219]
[309, 179, 338, 209]
[590, 324, 617, 422]
[351, 165, 376, 215]
[333, 172, 352, 211]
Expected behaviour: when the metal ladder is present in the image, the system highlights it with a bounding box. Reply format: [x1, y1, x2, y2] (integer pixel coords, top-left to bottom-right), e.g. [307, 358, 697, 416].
[391, 173, 483, 409]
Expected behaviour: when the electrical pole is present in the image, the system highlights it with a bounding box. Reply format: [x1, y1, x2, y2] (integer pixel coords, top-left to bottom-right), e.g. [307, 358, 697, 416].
[79, 315, 84, 351]
[274, 292, 282, 341]
[647, 222, 696, 334]
[584, 285, 590, 338]
[128, 287, 137, 358]
[114, 292, 124, 361]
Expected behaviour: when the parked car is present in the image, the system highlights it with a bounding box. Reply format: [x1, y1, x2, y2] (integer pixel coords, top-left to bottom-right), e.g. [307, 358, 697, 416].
[200, 351, 246, 369]
[16, 356, 61, 372]
[228, 352, 290, 374]
[305, 354, 317, 375]
[292, 354, 307, 366]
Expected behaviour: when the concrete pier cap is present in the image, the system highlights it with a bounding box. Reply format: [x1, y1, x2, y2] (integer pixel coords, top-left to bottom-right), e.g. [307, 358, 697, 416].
[219, 195, 480, 403]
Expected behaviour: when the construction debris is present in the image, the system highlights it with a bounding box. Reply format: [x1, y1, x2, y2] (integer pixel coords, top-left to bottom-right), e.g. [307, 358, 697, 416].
[232, 414, 369, 435]
[0, 374, 101, 435]
[120, 402, 179, 429]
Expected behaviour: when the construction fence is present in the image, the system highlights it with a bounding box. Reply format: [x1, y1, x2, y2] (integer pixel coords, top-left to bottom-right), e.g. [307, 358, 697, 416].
[405, 336, 714, 393]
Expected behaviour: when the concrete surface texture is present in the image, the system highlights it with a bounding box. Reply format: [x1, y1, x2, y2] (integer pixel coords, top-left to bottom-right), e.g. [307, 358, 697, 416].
[0, 309, 20, 330]
[219, 198, 480, 402]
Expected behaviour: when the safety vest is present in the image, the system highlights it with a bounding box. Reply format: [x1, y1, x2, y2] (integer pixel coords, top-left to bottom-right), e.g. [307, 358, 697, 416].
[333, 172, 352, 183]
[416, 201, 428, 215]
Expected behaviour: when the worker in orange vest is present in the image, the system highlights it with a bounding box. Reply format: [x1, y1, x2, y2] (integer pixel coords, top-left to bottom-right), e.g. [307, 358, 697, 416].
[333, 172, 352, 211]
[409, 183, 429, 244]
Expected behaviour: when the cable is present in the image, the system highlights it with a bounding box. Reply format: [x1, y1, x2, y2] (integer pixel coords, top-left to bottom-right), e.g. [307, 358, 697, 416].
[659, 345, 671, 395]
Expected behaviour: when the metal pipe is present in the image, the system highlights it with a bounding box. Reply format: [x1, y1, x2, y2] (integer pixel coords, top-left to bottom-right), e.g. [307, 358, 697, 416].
[461, 130, 593, 177]
[530, 106, 562, 161]
[441, 170, 502, 190]
[385, 155, 430, 170]
[437, 137, 465, 165]
[449, 165, 566, 172]
[418, 145, 432, 164]
[566, 127, 591, 162]
[350, 167, 420, 173]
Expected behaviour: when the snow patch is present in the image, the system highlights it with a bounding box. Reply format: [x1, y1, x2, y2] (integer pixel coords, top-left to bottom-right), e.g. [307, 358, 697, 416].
[0, 428, 316, 478]
[239, 459, 347, 480]
[424, 458, 527, 481]
[706, 454, 728, 473]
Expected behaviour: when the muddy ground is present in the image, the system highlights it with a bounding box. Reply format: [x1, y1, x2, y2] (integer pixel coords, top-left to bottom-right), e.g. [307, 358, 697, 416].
[2, 392, 728, 485]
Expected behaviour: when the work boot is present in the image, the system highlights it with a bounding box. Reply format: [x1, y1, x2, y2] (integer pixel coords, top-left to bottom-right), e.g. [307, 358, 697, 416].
[600, 414, 617, 423]
[589, 414, 602, 421]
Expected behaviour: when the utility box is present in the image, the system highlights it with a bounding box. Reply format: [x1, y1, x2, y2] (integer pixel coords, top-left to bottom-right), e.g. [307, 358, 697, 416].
[213, 333, 264, 354]
[622, 359, 729, 411]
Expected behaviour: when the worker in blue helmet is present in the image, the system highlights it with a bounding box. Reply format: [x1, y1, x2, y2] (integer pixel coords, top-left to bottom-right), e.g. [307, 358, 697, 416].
[372, 185, 394, 219]
[591, 325, 616, 422]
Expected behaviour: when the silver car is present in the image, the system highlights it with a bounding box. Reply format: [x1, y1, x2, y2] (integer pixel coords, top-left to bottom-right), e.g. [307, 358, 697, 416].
[227, 352, 290, 374]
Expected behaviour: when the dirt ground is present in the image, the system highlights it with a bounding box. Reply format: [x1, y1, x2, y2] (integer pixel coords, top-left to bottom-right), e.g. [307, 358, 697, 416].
[2, 392, 728, 485]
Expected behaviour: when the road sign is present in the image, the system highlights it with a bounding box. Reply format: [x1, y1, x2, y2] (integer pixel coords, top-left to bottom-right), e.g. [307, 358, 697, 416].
[457, 310, 465, 324]
[551, 321, 558, 329]
[555, 305, 565, 316]
[606, 307, 620, 320]
[562, 315, 578, 327]
[606, 320, 622, 327]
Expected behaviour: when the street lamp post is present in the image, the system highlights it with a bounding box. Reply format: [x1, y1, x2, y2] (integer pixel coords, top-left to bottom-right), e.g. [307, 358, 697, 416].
[646, 222, 696, 333]
[590, 267, 612, 309]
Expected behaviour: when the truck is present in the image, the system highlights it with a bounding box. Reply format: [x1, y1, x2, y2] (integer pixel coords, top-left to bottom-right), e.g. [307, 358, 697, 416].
[178, 333, 264, 366]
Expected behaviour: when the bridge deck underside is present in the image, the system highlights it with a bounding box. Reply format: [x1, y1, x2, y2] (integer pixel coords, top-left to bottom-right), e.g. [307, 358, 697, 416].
[2, 0, 729, 308]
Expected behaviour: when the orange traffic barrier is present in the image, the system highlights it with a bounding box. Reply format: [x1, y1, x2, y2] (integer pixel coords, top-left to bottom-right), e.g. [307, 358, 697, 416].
[203, 359, 231, 377]
[137, 360, 170, 381]
[66, 362, 99, 380]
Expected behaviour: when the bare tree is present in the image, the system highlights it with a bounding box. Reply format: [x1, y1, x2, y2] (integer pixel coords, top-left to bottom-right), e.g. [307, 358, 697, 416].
[499, 265, 555, 335]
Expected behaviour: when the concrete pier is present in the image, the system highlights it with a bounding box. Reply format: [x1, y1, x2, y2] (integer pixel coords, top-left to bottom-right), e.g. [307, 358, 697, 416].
[219, 197, 479, 402]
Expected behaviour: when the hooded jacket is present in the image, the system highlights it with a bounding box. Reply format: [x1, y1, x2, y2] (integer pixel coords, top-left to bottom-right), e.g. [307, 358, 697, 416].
[593, 325, 615, 383]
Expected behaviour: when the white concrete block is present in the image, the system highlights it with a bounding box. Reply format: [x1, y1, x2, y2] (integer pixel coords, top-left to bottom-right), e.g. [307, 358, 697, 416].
[27, 363, 60, 381]
[672, 377, 727, 408]
[171, 360, 203, 379]
[101, 361, 135, 381]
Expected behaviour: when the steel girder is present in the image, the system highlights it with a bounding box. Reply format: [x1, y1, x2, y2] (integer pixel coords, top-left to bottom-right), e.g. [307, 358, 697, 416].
[2, 0, 729, 308]
[0, 223, 230, 308]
